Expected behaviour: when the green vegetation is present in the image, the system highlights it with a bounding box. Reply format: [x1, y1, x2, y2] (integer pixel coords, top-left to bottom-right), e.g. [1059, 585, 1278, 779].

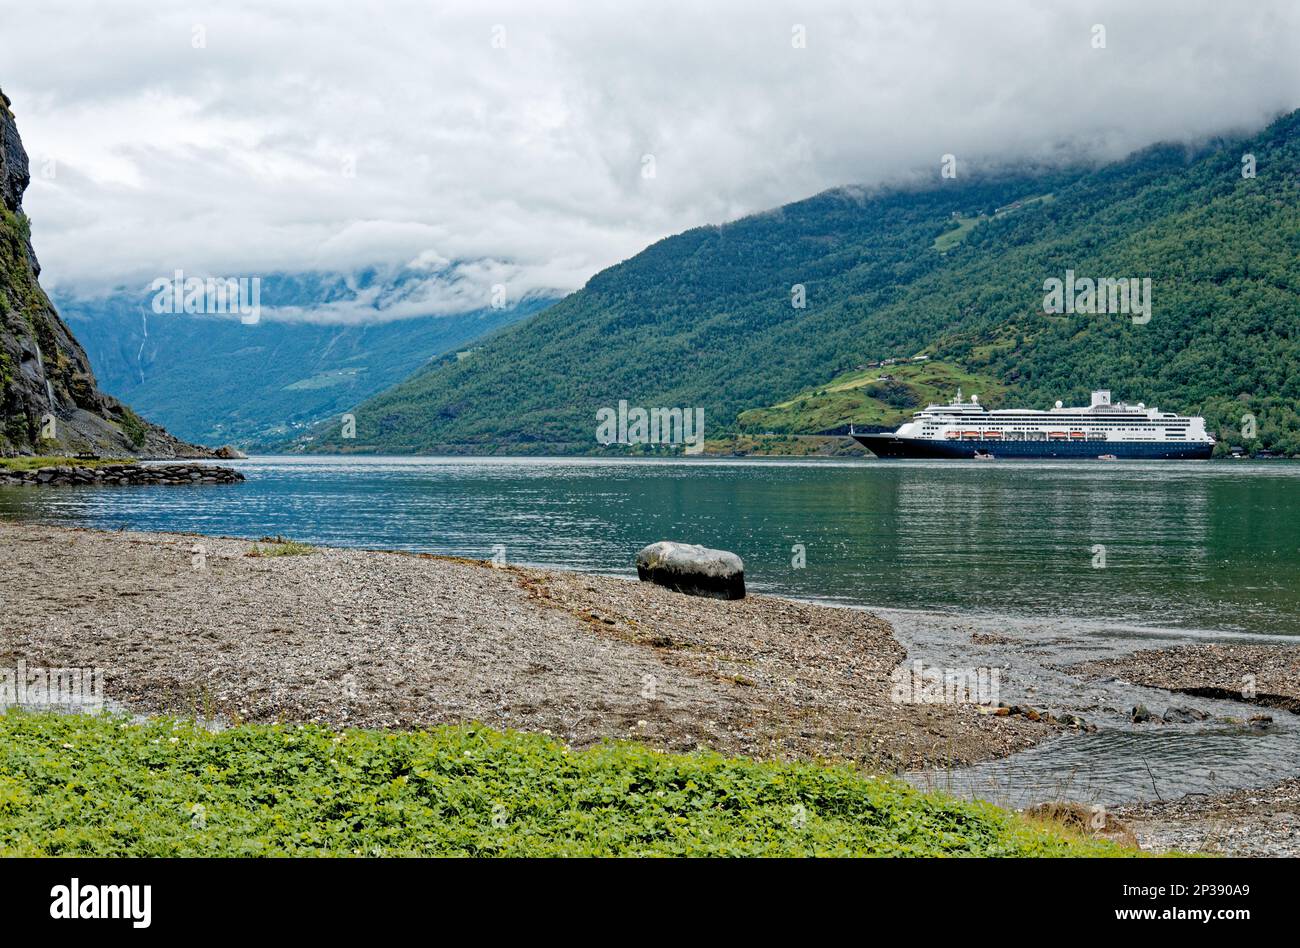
[1, 207, 43, 321]
[116, 405, 149, 449]
[0, 455, 135, 472]
[283, 367, 365, 391]
[2, 203, 68, 454]
[934, 195, 1056, 251]
[246, 536, 315, 557]
[0, 712, 1133, 857]
[317, 109, 1300, 456]
[933, 214, 985, 252]
[738, 359, 1005, 434]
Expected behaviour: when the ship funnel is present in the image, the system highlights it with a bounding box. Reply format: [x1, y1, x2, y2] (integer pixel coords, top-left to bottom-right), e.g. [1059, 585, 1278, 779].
[1091, 390, 1111, 407]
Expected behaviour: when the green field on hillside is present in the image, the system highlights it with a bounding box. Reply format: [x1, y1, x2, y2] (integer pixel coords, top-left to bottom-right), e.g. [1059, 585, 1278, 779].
[738, 359, 1006, 434]
[933, 194, 1057, 251]
[933, 214, 985, 252]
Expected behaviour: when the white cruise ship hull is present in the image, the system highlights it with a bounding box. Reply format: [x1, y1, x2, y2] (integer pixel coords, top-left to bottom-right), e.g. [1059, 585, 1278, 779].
[854, 433, 1213, 460]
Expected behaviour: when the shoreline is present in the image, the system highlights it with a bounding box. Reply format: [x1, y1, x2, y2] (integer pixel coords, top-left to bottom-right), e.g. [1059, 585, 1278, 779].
[1073, 643, 1300, 716]
[6, 519, 1299, 854]
[1074, 644, 1300, 856]
[229, 450, 1285, 462]
[0, 520, 1053, 771]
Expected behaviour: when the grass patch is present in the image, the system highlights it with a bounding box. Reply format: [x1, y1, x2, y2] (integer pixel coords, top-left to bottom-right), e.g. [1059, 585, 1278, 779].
[737, 359, 1006, 434]
[933, 214, 984, 251]
[283, 367, 365, 391]
[0, 712, 1136, 857]
[932, 194, 1055, 252]
[246, 536, 315, 557]
[0, 456, 136, 472]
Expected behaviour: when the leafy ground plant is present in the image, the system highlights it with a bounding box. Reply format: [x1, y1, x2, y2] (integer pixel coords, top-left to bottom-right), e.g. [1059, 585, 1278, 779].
[246, 536, 315, 557]
[0, 712, 1137, 857]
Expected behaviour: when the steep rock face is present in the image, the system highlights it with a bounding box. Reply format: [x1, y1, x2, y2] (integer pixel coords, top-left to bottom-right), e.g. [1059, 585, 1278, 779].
[1, 87, 208, 457]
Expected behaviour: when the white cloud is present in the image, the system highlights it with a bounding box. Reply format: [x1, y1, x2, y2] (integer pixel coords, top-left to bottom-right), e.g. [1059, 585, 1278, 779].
[3, 0, 1298, 319]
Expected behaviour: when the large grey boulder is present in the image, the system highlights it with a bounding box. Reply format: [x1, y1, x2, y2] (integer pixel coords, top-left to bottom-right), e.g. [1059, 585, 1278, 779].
[635, 541, 745, 600]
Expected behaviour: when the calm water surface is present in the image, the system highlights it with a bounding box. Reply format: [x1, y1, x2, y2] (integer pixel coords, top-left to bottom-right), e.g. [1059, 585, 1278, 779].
[3, 455, 1297, 804]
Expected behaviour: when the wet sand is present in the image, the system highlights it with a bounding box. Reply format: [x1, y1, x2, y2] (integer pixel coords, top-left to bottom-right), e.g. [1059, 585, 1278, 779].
[1116, 780, 1300, 858]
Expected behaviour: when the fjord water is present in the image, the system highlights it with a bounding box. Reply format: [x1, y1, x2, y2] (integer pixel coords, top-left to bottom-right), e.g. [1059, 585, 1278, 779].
[5, 455, 1296, 633]
[3, 455, 1297, 803]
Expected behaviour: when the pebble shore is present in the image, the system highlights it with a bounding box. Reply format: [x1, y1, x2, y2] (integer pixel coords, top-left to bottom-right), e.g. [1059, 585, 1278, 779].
[0, 521, 1049, 771]
[1074, 642, 1300, 713]
[1077, 643, 1300, 856]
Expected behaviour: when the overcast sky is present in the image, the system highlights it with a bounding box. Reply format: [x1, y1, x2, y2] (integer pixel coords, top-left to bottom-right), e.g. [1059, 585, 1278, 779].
[2, 0, 1298, 319]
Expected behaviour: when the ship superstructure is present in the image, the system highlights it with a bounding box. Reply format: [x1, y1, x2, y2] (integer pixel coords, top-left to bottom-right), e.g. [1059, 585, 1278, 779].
[852, 390, 1214, 459]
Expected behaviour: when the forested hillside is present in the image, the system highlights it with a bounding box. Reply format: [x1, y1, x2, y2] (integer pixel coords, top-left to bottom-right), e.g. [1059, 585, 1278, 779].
[311, 108, 1300, 456]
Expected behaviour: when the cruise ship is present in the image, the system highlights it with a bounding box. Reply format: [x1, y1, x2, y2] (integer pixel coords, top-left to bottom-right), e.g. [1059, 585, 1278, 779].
[852, 390, 1214, 459]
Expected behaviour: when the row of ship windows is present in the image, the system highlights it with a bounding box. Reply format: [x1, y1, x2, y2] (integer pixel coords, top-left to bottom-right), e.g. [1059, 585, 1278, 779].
[921, 420, 1186, 426]
[921, 426, 1186, 431]
[931, 433, 1179, 441]
[920, 426, 1180, 431]
[921, 413, 1175, 418]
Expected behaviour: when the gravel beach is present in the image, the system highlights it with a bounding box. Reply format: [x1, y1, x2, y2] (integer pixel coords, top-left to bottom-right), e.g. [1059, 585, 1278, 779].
[1075, 642, 1300, 855]
[0, 521, 1049, 770]
[1074, 643, 1300, 714]
[1114, 780, 1300, 858]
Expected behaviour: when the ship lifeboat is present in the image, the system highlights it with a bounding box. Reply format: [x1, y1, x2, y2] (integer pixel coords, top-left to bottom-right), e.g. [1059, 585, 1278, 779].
[1069, 431, 1085, 439]
[962, 431, 981, 439]
[1048, 432, 1068, 440]
[983, 431, 1003, 439]
[946, 431, 962, 439]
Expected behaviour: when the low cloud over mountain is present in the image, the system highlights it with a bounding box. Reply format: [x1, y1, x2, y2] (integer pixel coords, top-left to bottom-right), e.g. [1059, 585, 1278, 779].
[2, 0, 1296, 319]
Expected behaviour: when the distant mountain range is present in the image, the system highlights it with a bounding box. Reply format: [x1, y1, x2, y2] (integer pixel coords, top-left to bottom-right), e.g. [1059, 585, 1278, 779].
[61, 272, 552, 449]
[305, 108, 1300, 457]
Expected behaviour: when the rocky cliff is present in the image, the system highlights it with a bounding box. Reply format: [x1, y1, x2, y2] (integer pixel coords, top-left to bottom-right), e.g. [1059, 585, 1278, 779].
[1, 87, 208, 458]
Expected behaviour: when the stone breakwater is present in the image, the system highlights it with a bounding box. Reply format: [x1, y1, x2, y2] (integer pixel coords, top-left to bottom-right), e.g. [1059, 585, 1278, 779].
[1, 463, 244, 486]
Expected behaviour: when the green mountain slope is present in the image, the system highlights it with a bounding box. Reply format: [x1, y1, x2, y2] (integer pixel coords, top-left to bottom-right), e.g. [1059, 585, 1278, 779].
[313, 109, 1300, 456]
